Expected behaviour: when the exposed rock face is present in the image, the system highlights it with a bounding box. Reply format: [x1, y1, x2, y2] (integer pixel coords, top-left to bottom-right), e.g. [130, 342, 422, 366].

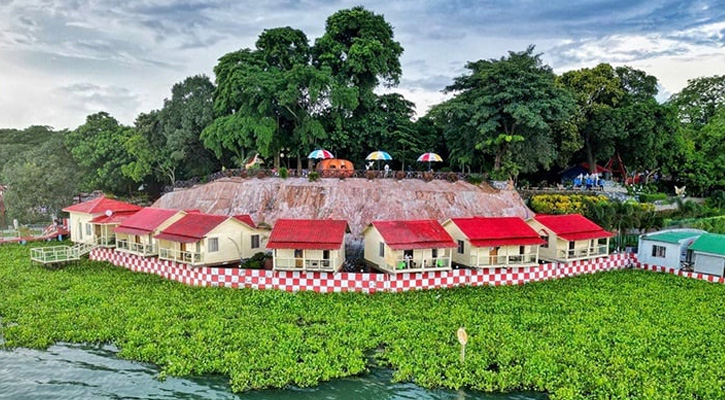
[152, 177, 532, 237]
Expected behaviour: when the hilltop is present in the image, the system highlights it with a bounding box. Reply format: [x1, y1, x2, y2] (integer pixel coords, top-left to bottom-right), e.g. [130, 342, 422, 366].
[152, 177, 531, 237]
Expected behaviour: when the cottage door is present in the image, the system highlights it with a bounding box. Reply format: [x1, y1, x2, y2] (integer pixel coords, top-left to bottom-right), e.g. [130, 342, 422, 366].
[489, 247, 499, 265]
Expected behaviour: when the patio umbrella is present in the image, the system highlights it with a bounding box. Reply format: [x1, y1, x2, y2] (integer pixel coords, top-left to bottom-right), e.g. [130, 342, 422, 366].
[417, 152, 443, 170]
[307, 149, 335, 159]
[365, 151, 392, 161]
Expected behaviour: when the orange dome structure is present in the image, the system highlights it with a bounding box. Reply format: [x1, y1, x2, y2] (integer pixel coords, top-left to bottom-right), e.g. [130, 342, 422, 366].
[316, 159, 355, 178]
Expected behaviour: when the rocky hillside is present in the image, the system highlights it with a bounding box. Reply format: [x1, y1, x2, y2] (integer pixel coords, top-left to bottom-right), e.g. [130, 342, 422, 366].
[152, 177, 532, 236]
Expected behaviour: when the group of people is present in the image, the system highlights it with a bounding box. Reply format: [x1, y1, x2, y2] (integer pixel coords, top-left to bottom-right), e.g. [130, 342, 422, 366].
[573, 173, 605, 190]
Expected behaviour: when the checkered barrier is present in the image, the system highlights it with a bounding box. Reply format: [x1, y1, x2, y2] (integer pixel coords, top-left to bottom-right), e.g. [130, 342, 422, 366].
[90, 249, 660, 293]
[631, 255, 725, 284]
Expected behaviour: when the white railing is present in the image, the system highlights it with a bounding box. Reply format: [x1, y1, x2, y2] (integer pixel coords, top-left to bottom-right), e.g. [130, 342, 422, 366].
[94, 235, 116, 248]
[30, 246, 77, 264]
[470, 253, 539, 267]
[558, 246, 608, 260]
[387, 257, 451, 272]
[158, 247, 203, 265]
[29, 241, 96, 264]
[117, 239, 157, 256]
[274, 258, 337, 272]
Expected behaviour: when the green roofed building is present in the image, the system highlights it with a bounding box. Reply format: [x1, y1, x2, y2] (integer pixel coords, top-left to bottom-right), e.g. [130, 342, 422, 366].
[691, 233, 725, 277]
[638, 229, 704, 270]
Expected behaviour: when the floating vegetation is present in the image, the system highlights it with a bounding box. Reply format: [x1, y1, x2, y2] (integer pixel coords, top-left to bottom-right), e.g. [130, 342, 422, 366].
[1, 243, 725, 399]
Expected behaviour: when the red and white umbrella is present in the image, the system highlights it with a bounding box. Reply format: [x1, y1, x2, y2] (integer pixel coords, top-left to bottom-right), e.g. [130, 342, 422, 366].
[417, 152, 443, 162]
[417, 152, 443, 170]
[307, 149, 335, 159]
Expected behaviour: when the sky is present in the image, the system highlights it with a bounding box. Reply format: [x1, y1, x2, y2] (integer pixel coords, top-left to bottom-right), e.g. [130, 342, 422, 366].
[0, 0, 723, 130]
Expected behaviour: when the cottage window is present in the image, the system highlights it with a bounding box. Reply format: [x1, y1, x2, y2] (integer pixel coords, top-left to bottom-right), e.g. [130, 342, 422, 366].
[78, 222, 83, 239]
[294, 249, 303, 258]
[323, 250, 330, 260]
[432, 248, 438, 258]
[379, 242, 385, 257]
[85, 223, 91, 236]
[520, 245, 525, 254]
[540, 235, 548, 248]
[457, 240, 464, 254]
[568, 241, 575, 250]
[651, 245, 666, 258]
[251, 234, 260, 249]
[208, 237, 219, 252]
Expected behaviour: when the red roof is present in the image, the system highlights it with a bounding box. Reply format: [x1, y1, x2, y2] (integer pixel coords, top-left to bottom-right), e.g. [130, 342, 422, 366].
[449, 217, 546, 247]
[63, 196, 141, 214]
[155, 212, 229, 243]
[534, 214, 613, 241]
[580, 163, 611, 174]
[372, 220, 456, 250]
[267, 219, 348, 250]
[233, 214, 256, 228]
[90, 210, 138, 225]
[115, 208, 182, 236]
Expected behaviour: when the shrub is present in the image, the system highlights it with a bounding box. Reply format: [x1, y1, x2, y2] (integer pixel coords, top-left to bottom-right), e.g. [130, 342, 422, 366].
[365, 170, 377, 180]
[465, 174, 484, 185]
[446, 172, 458, 183]
[307, 171, 320, 182]
[639, 193, 667, 203]
[241, 252, 268, 269]
[422, 172, 433, 182]
[395, 171, 405, 180]
[239, 170, 249, 179]
[279, 167, 288, 179]
[256, 170, 266, 179]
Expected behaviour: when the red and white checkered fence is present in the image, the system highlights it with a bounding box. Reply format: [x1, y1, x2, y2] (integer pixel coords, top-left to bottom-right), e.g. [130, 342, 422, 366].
[630, 254, 725, 284]
[89, 249, 721, 293]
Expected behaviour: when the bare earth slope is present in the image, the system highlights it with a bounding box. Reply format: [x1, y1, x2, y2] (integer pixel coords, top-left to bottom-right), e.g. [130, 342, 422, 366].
[152, 177, 532, 236]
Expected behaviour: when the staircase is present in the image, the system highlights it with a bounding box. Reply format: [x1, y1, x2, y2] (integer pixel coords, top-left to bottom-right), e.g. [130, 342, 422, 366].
[30, 241, 98, 265]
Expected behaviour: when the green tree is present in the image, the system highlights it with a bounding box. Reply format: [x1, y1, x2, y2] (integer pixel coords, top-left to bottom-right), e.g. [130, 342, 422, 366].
[668, 74, 725, 129]
[559, 63, 625, 173]
[613, 67, 679, 177]
[313, 7, 406, 161]
[125, 75, 219, 187]
[65, 112, 136, 195]
[434, 46, 575, 177]
[2, 133, 81, 223]
[204, 28, 331, 168]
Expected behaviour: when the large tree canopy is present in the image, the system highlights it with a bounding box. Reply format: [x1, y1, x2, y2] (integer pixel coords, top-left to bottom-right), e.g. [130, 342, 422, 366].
[125, 75, 219, 188]
[432, 46, 575, 176]
[668, 74, 725, 129]
[65, 112, 136, 195]
[2, 132, 81, 223]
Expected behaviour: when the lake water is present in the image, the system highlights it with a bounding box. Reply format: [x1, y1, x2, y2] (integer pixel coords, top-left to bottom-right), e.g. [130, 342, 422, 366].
[0, 344, 547, 400]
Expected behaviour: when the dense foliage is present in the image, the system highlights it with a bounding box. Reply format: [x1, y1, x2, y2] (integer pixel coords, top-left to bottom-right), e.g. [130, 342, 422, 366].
[528, 194, 660, 233]
[2, 244, 725, 399]
[2, 7, 723, 220]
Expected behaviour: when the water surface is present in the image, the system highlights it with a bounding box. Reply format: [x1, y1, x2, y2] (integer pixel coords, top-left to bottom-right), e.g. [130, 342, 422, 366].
[0, 344, 547, 400]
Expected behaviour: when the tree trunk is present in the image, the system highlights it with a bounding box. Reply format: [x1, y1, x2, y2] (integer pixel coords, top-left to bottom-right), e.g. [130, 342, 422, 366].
[585, 134, 596, 174]
[274, 154, 280, 170]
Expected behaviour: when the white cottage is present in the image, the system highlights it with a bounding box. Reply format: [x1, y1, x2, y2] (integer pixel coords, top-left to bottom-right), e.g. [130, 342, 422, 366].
[690, 233, 725, 277]
[637, 229, 704, 269]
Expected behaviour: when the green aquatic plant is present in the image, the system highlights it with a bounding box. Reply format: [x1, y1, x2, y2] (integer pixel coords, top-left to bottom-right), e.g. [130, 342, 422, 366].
[1, 243, 725, 399]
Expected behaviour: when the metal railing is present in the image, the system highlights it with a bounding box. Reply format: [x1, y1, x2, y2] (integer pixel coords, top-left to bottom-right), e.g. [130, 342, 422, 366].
[388, 257, 451, 271]
[29, 241, 96, 264]
[117, 239, 157, 256]
[469, 253, 539, 267]
[158, 247, 203, 265]
[558, 246, 608, 260]
[30, 246, 77, 264]
[94, 235, 116, 248]
[274, 258, 337, 272]
[165, 168, 481, 192]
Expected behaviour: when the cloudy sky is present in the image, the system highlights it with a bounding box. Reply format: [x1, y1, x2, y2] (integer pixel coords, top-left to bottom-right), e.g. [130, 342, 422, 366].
[0, 0, 723, 129]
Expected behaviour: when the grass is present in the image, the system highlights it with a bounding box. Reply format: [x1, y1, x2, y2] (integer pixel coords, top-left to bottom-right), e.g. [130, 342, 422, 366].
[1, 242, 725, 399]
